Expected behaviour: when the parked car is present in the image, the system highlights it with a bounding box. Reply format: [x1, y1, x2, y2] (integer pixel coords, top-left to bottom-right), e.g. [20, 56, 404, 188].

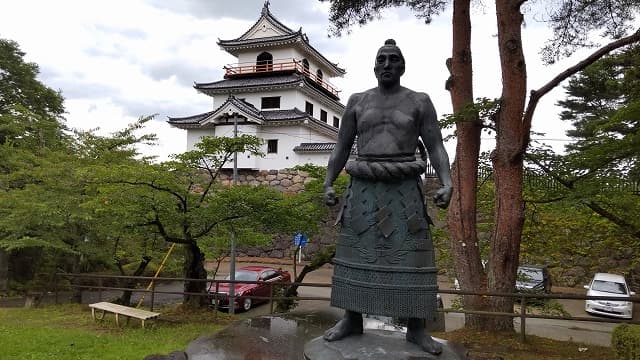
[453, 263, 551, 295]
[584, 272, 635, 319]
[208, 266, 291, 311]
[515, 265, 552, 294]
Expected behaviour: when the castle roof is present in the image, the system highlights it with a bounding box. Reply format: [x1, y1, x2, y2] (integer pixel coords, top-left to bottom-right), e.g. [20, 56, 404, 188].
[168, 95, 338, 139]
[194, 73, 344, 110]
[217, 2, 345, 78]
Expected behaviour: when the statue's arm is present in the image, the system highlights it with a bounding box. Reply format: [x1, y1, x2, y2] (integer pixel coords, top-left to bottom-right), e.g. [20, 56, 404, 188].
[323, 94, 358, 205]
[419, 93, 453, 208]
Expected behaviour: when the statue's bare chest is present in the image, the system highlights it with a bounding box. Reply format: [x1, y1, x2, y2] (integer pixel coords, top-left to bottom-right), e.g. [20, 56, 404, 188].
[355, 96, 421, 155]
[357, 103, 418, 138]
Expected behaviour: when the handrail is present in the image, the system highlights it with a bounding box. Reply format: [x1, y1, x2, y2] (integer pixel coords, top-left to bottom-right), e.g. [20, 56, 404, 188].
[55, 272, 640, 343]
[223, 59, 340, 97]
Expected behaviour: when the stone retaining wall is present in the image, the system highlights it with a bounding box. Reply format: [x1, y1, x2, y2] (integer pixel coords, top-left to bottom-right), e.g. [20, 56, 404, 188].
[218, 169, 314, 194]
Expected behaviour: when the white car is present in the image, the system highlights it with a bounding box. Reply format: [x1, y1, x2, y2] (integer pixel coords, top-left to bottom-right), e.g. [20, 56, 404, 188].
[584, 273, 635, 319]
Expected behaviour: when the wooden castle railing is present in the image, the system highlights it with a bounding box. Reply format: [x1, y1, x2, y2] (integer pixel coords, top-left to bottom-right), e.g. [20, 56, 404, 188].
[223, 59, 340, 97]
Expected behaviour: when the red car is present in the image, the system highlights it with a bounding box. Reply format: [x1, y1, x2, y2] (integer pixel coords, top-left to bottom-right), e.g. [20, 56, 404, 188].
[208, 265, 292, 311]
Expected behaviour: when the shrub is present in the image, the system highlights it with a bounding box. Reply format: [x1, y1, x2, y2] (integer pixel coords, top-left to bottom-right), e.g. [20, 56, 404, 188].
[612, 323, 640, 359]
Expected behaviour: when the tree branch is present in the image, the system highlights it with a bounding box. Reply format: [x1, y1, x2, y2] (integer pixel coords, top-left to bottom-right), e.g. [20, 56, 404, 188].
[584, 200, 640, 239]
[523, 195, 566, 204]
[525, 154, 575, 189]
[199, 151, 232, 203]
[113, 180, 188, 211]
[191, 214, 244, 239]
[146, 213, 187, 244]
[521, 28, 640, 153]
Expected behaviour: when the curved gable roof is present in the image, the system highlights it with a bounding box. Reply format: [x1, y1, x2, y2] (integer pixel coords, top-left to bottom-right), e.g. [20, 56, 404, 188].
[168, 103, 338, 139]
[217, 3, 346, 77]
[168, 96, 264, 128]
[235, 2, 296, 40]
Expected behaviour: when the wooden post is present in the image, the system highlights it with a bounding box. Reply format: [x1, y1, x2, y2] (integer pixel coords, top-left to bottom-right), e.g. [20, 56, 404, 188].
[520, 295, 527, 343]
[149, 281, 156, 312]
[269, 282, 274, 314]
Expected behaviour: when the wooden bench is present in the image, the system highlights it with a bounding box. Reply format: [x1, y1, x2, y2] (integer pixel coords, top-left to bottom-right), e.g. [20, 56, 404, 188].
[89, 302, 160, 328]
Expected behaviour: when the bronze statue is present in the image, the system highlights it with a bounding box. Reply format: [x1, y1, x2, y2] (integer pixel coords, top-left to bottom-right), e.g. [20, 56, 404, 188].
[323, 39, 453, 355]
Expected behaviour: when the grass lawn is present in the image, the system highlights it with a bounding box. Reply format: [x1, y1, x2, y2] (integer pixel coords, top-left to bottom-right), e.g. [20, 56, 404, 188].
[0, 304, 231, 360]
[0, 303, 615, 359]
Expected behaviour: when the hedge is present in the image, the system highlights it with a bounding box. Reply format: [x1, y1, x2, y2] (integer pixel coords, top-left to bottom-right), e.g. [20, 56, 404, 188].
[612, 323, 640, 359]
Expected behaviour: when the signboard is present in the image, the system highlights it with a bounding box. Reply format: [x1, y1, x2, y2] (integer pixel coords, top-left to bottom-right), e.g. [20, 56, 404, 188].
[294, 232, 307, 247]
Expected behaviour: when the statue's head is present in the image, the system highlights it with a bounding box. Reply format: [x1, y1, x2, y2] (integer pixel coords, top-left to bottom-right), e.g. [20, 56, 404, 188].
[374, 39, 405, 87]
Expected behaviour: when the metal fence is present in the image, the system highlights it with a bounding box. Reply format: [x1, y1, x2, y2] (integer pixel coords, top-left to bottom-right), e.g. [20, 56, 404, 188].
[54, 273, 640, 343]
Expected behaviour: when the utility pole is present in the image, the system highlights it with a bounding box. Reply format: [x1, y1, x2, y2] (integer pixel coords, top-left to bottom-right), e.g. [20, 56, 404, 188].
[228, 110, 238, 315]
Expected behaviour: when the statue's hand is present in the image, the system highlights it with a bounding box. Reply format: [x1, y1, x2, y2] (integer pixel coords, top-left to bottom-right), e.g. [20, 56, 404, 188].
[433, 185, 452, 209]
[324, 185, 338, 206]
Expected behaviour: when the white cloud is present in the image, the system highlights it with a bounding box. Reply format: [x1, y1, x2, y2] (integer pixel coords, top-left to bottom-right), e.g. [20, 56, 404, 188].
[2, 0, 614, 162]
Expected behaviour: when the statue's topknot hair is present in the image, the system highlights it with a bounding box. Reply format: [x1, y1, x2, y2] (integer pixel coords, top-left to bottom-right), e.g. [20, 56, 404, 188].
[378, 39, 404, 63]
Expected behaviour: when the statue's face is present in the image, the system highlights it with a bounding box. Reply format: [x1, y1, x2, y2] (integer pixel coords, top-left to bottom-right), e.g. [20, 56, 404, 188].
[374, 47, 405, 87]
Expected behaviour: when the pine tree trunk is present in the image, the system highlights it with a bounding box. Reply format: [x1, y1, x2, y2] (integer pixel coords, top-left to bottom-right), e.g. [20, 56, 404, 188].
[486, 0, 528, 331]
[446, 0, 491, 329]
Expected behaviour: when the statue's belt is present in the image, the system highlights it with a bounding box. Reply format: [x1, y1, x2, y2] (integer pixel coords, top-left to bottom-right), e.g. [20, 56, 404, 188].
[345, 157, 426, 181]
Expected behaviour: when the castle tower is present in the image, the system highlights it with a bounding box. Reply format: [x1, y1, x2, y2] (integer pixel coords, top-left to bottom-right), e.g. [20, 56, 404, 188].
[168, 2, 346, 170]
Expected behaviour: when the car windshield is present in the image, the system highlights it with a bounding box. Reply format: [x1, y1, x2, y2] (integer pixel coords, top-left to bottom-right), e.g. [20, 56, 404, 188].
[591, 280, 627, 294]
[225, 270, 258, 282]
[518, 268, 543, 282]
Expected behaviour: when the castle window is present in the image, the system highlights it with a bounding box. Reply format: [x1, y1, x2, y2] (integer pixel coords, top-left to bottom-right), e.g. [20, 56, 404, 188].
[267, 139, 278, 154]
[261, 96, 280, 109]
[320, 109, 327, 123]
[333, 116, 340, 128]
[305, 101, 314, 116]
[316, 69, 323, 83]
[302, 59, 310, 75]
[256, 52, 273, 72]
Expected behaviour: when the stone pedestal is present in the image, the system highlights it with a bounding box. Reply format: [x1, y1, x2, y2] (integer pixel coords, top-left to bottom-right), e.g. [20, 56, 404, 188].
[145, 308, 468, 360]
[304, 330, 468, 360]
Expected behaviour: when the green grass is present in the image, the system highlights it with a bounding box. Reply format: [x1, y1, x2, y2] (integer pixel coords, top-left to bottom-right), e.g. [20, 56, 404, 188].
[0, 303, 613, 359]
[0, 304, 230, 359]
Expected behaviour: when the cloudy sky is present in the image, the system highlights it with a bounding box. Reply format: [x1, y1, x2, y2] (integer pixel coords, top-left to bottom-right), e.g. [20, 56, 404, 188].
[1, 0, 600, 161]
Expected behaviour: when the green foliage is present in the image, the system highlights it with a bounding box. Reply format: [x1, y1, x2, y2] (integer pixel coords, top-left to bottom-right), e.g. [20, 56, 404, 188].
[541, 1, 640, 64]
[0, 304, 225, 360]
[172, 134, 263, 172]
[441, 97, 500, 141]
[537, 300, 571, 318]
[524, 45, 640, 247]
[0, 38, 67, 150]
[0, 117, 167, 290]
[322, 0, 448, 36]
[612, 324, 640, 360]
[558, 44, 640, 180]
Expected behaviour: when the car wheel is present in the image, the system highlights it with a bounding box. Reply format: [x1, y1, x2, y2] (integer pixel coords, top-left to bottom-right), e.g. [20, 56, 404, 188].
[243, 297, 252, 311]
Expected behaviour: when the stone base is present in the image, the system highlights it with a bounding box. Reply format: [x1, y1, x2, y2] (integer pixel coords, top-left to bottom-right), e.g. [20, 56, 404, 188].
[304, 330, 468, 360]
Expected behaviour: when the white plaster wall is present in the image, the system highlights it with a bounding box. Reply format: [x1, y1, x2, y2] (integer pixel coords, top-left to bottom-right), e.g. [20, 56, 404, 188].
[238, 89, 298, 110]
[186, 128, 214, 150]
[254, 125, 335, 169]
[185, 123, 337, 169]
[212, 124, 260, 169]
[207, 90, 341, 128]
[185, 123, 337, 170]
[237, 48, 297, 65]
[292, 91, 341, 128]
[244, 19, 284, 39]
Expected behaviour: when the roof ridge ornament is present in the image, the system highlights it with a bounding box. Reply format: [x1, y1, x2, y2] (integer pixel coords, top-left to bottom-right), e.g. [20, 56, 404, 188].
[262, 0, 270, 15]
